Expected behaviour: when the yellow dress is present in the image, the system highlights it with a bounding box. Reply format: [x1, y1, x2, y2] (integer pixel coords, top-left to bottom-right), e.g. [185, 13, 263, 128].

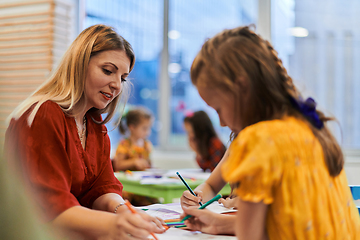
[222, 117, 360, 240]
[115, 138, 152, 166]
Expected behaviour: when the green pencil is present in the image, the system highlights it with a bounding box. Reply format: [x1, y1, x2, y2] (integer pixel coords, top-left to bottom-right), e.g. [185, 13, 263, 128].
[181, 194, 222, 222]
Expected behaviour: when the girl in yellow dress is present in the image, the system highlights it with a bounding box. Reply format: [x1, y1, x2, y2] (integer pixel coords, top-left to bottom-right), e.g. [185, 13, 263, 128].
[113, 107, 153, 172]
[184, 25, 360, 239]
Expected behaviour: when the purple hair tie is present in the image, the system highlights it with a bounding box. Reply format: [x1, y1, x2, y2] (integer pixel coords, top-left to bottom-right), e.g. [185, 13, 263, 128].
[289, 97, 324, 129]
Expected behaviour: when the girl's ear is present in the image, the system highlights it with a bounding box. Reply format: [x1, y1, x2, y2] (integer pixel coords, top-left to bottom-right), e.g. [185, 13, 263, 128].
[234, 76, 249, 94]
[128, 124, 136, 132]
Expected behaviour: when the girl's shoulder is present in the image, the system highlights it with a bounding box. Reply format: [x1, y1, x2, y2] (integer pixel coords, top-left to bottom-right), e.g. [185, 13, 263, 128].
[240, 117, 311, 140]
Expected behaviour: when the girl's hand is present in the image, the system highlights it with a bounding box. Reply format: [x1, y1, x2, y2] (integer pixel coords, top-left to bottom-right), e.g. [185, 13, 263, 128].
[110, 208, 166, 239]
[180, 206, 235, 235]
[133, 158, 150, 171]
[180, 190, 203, 208]
[219, 197, 237, 209]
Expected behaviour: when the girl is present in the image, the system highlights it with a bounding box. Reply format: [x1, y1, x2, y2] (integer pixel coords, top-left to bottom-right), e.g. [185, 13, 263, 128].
[183, 110, 226, 172]
[113, 107, 153, 172]
[5, 24, 165, 239]
[182, 26, 360, 239]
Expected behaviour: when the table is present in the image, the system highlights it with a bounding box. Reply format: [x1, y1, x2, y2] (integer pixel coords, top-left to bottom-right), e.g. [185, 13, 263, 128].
[115, 172, 232, 203]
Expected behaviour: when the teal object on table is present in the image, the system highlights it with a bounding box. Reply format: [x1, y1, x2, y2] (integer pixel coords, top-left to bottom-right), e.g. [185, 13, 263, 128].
[349, 186, 360, 215]
[350, 185, 360, 200]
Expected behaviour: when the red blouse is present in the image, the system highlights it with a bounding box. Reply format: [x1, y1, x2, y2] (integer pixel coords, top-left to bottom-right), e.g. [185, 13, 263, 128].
[5, 101, 123, 220]
[196, 137, 226, 172]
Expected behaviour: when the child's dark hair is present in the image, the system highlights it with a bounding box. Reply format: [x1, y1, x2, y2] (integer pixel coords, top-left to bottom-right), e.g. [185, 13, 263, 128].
[184, 111, 219, 159]
[190, 25, 343, 177]
[119, 107, 153, 135]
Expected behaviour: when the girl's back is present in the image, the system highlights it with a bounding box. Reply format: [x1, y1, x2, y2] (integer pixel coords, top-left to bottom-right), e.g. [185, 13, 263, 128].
[222, 116, 360, 239]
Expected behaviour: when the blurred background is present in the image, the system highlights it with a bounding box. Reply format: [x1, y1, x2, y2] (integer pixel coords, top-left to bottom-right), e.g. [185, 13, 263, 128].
[0, 0, 359, 182]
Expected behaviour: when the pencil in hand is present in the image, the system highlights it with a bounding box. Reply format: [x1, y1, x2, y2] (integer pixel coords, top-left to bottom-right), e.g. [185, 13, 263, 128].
[176, 171, 203, 206]
[181, 194, 222, 222]
[124, 200, 159, 240]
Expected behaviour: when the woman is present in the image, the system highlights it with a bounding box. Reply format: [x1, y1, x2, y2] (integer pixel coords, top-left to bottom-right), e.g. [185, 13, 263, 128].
[5, 24, 165, 240]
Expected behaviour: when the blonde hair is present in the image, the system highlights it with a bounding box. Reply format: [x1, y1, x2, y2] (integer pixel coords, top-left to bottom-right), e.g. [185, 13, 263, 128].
[8, 24, 135, 126]
[191, 25, 343, 177]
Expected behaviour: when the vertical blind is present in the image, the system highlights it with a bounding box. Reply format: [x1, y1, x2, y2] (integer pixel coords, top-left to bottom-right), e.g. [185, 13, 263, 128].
[0, 0, 74, 155]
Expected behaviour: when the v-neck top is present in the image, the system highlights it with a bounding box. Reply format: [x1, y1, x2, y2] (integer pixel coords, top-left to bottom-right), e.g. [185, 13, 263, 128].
[5, 100, 123, 220]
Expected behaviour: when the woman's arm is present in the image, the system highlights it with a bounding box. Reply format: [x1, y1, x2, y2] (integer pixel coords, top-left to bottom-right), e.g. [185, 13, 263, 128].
[52, 205, 165, 239]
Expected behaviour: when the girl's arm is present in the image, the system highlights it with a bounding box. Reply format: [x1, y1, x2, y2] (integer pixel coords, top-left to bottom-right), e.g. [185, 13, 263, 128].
[235, 198, 269, 240]
[181, 149, 229, 207]
[113, 153, 149, 171]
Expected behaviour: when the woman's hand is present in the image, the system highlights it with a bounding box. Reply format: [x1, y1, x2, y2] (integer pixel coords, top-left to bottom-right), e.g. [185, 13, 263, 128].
[180, 206, 235, 235]
[180, 190, 203, 208]
[110, 207, 166, 239]
[219, 197, 237, 209]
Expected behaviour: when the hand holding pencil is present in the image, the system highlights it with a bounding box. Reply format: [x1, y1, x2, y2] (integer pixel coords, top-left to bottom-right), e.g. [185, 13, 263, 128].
[112, 200, 165, 239]
[180, 194, 235, 235]
[177, 172, 203, 207]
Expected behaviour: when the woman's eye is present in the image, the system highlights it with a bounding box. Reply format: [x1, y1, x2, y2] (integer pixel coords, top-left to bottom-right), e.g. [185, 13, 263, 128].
[121, 78, 127, 83]
[102, 69, 112, 75]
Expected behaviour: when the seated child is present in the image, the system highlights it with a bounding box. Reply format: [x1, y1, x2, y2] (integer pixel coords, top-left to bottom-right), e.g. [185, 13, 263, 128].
[113, 107, 153, 172]
[113, 107, 158, 206]
[183, 111, 226, 172]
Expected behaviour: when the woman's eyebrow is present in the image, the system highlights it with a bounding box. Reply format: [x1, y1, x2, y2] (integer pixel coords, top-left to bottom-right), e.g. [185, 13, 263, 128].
[104, 62, 118, 70]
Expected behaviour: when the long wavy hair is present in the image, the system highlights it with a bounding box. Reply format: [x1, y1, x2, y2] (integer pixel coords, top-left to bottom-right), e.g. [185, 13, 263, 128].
[7, 24, 135, 126]
[190, 25, 343, 177]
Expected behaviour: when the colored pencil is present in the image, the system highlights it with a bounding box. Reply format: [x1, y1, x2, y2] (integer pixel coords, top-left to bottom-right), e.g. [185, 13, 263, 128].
[176, 171, 203, 206]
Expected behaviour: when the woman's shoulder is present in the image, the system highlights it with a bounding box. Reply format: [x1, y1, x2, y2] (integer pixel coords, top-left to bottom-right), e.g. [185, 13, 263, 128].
[37, 100, 64, 116]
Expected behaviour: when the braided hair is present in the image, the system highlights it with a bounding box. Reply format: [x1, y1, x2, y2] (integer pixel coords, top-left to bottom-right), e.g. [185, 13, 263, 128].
[190, 25, 343, 177]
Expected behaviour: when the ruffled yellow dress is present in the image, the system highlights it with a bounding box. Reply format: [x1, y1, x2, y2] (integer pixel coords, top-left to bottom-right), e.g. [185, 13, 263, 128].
[222, 117, 360, 240]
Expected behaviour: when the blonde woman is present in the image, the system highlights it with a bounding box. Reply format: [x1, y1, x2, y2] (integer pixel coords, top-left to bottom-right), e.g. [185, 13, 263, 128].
[5, 24, 165, 240]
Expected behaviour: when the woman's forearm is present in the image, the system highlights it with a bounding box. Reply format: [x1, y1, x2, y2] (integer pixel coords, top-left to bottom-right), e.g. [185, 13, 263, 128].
[52, 206, 116, 239]
[92, 193, 125, 212]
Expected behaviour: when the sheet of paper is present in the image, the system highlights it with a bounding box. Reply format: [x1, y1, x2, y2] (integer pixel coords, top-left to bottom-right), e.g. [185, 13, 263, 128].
[153, 228, 237, 239]
[139, 202, 236, 220]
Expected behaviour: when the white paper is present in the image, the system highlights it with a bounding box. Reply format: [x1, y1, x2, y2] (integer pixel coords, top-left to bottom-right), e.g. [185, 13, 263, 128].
[139, 202, 236, 220]
[152, 228, 237, 239]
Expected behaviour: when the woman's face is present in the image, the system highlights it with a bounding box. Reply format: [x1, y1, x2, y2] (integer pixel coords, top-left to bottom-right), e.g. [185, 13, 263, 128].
[84, 50, 130, 111]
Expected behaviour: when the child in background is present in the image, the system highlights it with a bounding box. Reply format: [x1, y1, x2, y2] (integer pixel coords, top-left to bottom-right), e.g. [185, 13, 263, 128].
[113, 107, 158, 206]
[183, 111, 226, 172]
[181, 25, 360, 239]
[113, 107, 153, 172]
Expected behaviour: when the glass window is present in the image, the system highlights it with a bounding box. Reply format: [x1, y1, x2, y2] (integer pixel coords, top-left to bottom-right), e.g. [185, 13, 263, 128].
[168, 0, 258, 148]
[272, 0, 360, 150]
[84, 0, 258, 152]
[84, 0, 163, 154]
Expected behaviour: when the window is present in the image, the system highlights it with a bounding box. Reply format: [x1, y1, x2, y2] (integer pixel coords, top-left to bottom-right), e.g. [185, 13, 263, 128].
[84, 0, 359, 155]
[84, 0, 258, 152]
[272, 0, 360, 151]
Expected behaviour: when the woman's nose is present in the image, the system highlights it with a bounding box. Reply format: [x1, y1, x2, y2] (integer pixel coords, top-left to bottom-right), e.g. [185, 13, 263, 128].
[110, 76, 122, 91]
